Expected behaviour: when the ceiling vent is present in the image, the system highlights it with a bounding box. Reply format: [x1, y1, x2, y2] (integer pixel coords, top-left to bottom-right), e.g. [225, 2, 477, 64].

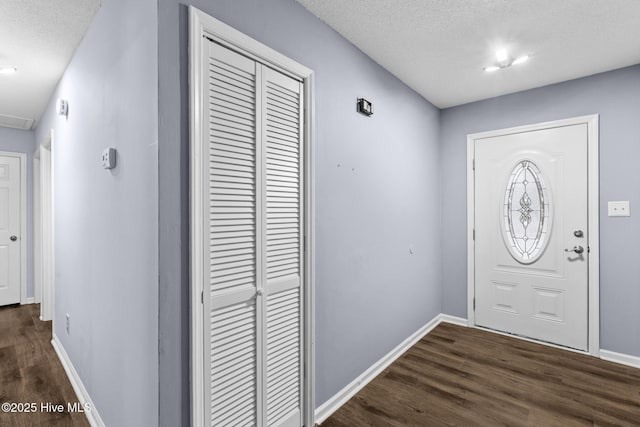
[0, 114, 35, 130]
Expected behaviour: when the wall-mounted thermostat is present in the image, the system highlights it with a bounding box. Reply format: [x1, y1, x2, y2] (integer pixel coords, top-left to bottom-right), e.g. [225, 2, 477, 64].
[357, 98, 373, 116]
[56, 98, 69, 117]
[101, 148, 117, 169]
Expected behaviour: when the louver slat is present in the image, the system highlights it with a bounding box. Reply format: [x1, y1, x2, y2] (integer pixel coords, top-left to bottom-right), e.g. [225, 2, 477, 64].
[207, 42, 258, 427]
[210, 301, 257, 426]
[266, 289, 300, 426]
[264, 68, 303, 427]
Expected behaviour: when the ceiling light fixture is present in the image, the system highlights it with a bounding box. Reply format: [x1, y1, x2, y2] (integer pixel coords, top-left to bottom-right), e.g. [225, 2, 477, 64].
[0, 67, 17, 75]
[496, 49, 508, 63]
[484, 53, 531, 72]
[512, 55, 530, 65]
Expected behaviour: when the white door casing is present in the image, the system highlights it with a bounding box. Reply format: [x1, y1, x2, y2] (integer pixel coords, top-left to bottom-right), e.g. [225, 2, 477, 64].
[467, 115, 600, 354]
[36, 136, 54, 321]
[0, 153, 25, 306]
[33, 154, 41, 305]
[190, 7, 315, 427]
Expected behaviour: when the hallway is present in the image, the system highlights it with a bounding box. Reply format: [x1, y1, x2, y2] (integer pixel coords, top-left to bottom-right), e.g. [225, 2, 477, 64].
[0, 304, 88, 426]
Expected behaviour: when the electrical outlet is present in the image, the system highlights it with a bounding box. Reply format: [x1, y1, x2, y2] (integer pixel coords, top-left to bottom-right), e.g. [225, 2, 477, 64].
[608, 201, 630, 217]
[66, 313, 70, 334]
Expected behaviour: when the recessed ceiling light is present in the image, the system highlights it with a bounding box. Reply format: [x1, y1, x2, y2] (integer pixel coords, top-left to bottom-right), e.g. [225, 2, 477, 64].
[0, 67, 17, 75]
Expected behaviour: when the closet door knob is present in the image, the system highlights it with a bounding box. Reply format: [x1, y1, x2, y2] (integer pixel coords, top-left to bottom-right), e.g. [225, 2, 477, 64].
[10, 236, 17, 242]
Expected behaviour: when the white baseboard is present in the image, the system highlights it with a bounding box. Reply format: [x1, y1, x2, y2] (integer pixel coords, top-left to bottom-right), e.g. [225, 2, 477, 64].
[600, 349, 640, 369]
[314, 313, 464, 424]
[438, 314, 468, 327]
[51, 335, 105, 427]
[22, 297, 35, 304]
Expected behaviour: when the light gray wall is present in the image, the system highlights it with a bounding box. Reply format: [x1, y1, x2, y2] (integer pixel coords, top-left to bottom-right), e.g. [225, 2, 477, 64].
[158, 0, 442, 424]
[34, 0, 159, 425]
[0, 127, 36, 299]
[440, 65, 640, 357]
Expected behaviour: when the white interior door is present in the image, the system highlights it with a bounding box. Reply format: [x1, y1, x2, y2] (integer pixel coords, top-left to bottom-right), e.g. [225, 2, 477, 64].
[474, 124, 588, 350]
[203, 40, 304, 427]
[0, 154, 21, 306]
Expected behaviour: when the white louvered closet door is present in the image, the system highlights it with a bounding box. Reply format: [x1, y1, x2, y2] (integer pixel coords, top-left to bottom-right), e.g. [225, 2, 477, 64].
[204, 40, 304, 427]
[262, 68, 304, 427]
[205, 42, 260, 427]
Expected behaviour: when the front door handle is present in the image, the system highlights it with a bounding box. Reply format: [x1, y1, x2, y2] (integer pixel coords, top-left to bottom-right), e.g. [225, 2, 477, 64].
[565, 245, 584, 254]
[10, 235, 17, 242]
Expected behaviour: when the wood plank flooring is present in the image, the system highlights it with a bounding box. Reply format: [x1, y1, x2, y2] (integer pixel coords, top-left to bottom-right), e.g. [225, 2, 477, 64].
[321, 323, 640, 427]
[0, 304, 89, 427]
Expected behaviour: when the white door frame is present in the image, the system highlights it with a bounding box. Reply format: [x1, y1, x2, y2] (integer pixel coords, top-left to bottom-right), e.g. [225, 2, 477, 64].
[466, 114, 600, 356]
[35, 131, 54, 321]
[33, 152, 41, 304]
[0, 150, 27, 305]
[189, 7, 316, 427]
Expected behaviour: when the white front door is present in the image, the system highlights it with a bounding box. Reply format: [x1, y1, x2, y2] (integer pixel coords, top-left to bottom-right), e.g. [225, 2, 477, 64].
[0, 154, 22, 306]
[474, 123, 589, 350]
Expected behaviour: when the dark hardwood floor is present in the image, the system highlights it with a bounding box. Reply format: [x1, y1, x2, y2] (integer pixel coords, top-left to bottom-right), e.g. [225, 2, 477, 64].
[0, 304, 89, 427]
[322, 322, 640, 427]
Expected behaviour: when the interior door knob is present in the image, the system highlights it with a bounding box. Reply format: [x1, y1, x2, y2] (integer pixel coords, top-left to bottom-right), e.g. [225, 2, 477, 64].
[9, 236, 17, 242]
[565, 245, 584, 254]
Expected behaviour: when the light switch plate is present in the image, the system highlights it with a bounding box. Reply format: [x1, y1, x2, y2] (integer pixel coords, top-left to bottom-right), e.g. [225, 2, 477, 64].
[101, 147, 117, 169]
[608, 201, 630, 217]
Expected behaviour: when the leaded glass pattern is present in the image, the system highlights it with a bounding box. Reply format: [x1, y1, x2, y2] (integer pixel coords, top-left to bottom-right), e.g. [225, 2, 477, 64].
[503, 160, 551, 263]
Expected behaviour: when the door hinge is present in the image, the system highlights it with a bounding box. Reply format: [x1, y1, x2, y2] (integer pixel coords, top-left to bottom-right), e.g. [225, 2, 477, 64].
[472, 228, 475, 240]
[473, 298, 476, 310]
[472, 159, 475, 171]
[201, 291, 204, 304]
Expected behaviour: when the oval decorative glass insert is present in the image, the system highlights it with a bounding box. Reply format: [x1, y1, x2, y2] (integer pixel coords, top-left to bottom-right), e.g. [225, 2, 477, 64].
[503, 160, 551, 263]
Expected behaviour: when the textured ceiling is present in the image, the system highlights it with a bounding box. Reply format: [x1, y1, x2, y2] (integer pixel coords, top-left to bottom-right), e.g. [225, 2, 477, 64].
[295, 0, 640, 108]
[0, 0, 101, 129]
